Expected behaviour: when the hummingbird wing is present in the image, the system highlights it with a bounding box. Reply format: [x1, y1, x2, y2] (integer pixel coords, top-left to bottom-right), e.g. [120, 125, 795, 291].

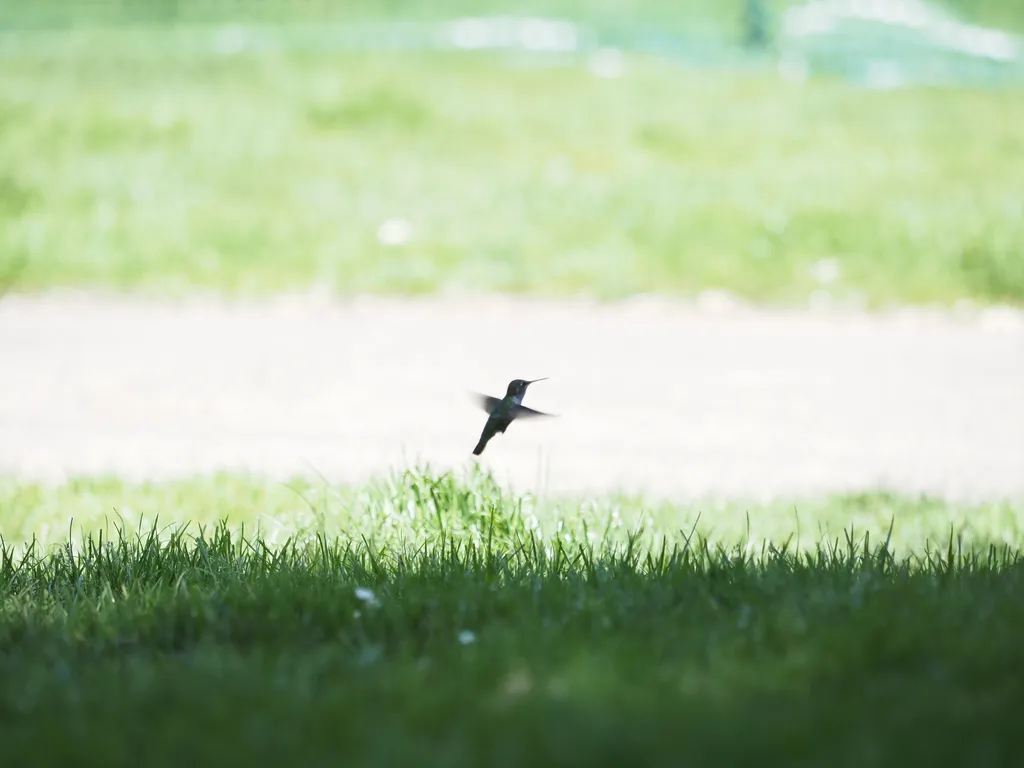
[469, 392, 503, 414]
[512, 404, 556, 419]
[468, 392, 557, 418]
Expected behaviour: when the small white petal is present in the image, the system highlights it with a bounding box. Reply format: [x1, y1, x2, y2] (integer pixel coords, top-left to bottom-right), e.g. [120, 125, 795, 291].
[588, 48, 625, 79]
[810, 258, 841, 285]
[354, 587, 378, 605]
[376, 218, 413, 247]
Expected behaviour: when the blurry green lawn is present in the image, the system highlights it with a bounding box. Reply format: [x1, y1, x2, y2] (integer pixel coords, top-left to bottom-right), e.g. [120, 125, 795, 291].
[1, 33, 1023, 305]
[1, 468, 1023, 766]
[3, 0, 1024, 33]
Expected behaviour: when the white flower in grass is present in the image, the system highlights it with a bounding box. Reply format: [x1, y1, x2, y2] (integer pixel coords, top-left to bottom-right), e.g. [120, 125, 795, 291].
[588, 48, 625, 79]
[810, 257, 841, 285]
[376, 217, 413, 247]
[354, 586, 380, 608]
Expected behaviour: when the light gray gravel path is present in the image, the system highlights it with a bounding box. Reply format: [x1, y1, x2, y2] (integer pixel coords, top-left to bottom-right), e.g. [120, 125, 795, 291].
[2, 292, 1022, 501]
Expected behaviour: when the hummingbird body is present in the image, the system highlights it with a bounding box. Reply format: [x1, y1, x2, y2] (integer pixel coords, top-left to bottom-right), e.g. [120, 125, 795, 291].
[470, 378, 553, 456]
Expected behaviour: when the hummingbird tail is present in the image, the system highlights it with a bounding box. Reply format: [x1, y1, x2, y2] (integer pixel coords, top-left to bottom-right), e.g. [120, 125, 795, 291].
[472, 438, 487, 456]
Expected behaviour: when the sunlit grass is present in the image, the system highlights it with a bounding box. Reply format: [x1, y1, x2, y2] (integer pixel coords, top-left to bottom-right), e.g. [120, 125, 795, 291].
[2, 467, 1022, 555]
[2, 0, 1023, 33]
[2, 34, 1023, 305]
[0, 467, 1022, 764]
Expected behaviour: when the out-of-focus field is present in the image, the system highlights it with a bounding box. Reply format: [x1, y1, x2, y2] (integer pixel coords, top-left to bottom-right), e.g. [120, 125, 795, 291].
[1, 469, 1023, 766]
[2, 0, 1024, 32]
[2, 19, 1023, 305]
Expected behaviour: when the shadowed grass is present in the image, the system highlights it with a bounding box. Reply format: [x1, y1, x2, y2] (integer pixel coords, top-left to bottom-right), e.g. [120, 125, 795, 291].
[2, 31, 1023, 306]
[1, 468, 1023, 764]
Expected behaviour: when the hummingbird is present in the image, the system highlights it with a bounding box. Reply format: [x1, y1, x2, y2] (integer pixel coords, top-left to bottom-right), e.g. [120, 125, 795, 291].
[469, 378, 554, 456]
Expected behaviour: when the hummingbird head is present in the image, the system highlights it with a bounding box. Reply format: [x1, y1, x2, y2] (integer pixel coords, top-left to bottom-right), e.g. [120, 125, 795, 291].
[505, 378, 547, 398]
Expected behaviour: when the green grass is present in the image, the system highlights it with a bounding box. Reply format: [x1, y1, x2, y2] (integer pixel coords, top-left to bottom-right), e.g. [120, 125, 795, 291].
[2, 467, 1024, 765]
[3, 468, 1023, 554]
[2, 34, 1023, 306]
[3, 0, 1024, 34]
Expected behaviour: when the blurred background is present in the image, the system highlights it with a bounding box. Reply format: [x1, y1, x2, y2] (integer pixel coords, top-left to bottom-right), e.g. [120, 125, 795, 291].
[2, 1, 1023, 499]
[2, 0, 1022, 306]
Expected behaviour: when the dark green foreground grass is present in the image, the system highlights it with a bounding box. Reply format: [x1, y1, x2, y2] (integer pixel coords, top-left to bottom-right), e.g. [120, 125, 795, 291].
[1, 469, 1023, 765]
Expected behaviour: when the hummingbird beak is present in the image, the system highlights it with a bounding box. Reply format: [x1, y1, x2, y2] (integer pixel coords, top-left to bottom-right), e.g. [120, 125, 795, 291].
[526, 378, 548, 385]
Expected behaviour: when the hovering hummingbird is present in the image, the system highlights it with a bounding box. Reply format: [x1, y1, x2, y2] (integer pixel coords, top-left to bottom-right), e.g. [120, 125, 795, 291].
[469, 378, 555, 456]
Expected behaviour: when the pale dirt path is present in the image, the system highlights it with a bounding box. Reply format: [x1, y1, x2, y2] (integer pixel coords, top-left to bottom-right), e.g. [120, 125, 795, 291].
[1, 292, 1022, 501]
